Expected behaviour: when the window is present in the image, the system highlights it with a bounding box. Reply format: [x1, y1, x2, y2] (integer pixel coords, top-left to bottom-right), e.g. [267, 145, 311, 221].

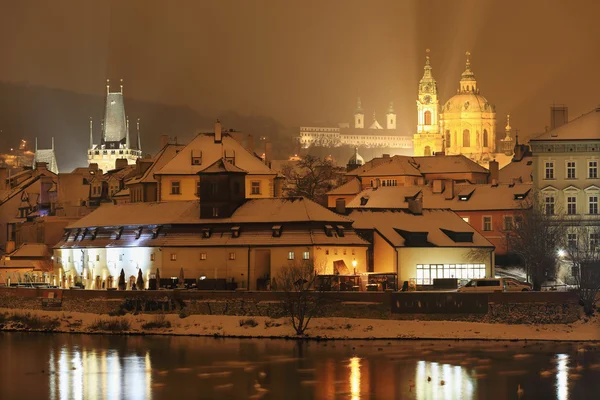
[545, 161, 554, 179]
[251, 181, 261, 195]
[503, 215, 513, 231]
[591, 233, 600, 249]
[150, 253, 155, 261]
[567, 196, 577, 215]
[424, 111, 432, 125]
[567, 161, 576, 179]
[171, 181, 181, 195]
[483, 216, 492, 231]
[170, 253, 177, 261]
[288, 251, 295, 260]
[212, 207, 219, 217]
[482, 130, 489, 147]
[462, 129, 470, 147]
[96, 254, 100, 261]
[325, 250, 329, 255]
[567, 233, 577, 249]
[462, 216, 470, 223]
[589, 196, 599, 215]
[545, 195, 555, 215]
[196, 181, 201, 197]
[445, 130, 451, 148]
[200, 252, 207, 260]
[589, 161, 598, 179]
[416, 264, 486, 285]
[303, 251, 310, 260]
[229, 252, 236, 260]
[119, 254, 123, 261]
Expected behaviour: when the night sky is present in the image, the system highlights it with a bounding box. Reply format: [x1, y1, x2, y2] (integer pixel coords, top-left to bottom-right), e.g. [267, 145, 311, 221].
[1, 0, 599, 155]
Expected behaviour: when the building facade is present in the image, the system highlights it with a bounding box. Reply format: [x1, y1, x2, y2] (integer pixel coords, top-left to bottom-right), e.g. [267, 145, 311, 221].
[413, 50, 442, 156]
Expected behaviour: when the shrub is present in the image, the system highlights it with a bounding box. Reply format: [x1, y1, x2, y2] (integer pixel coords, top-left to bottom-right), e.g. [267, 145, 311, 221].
[141, 314, 172, 330]
[7, 312, 60, 330]
[239, 318, 259, 328]
[89, 318, 131, 332]
[264, 319, 282, 328]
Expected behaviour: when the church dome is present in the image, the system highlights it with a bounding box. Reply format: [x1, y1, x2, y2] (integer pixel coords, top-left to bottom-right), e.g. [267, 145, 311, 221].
[348, 148, 364, 166]
[443, 93, 493, 113]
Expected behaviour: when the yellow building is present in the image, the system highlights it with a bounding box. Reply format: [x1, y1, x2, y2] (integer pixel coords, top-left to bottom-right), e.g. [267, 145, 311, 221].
[413, 50, 442, 156]
[154, 121, 281, 201]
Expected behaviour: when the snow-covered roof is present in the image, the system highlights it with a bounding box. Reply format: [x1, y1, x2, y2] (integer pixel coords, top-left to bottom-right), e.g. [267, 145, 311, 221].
[531, 107, 600, 141]
[112, 188, 130, 198]
[7, 243, 49, 259]
[33, 149, 59, 174]
[327, 178, 362, 196]
[155, 133, 275, 176]
[350, 209, 494, 248]
[201, 158, 247, 174]
[346, 183, 532, 211]
[358, 156, 421, 177]
[127, 144, 185, 185]
[498, 156, 533, 184]
[413, 155, 489, 174]
[66, 197, 352, 229]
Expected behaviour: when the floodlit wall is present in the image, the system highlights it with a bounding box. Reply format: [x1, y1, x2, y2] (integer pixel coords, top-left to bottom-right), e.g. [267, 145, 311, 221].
[372, 231, 395, 272]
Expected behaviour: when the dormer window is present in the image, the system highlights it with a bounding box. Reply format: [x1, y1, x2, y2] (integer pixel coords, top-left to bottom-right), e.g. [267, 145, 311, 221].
[63, 231, 70, 241]
[231, 226, 240, 238]
[336, 225, 345, 237]
[135, 227, 143, 240]
[272, 225, 282, 237]
[324, 225, 334, 237]
[191, 149, 202, 165]
[90, 228, 98, 240]
[360, 197, 369, 206]
[151, 226, 161, 239]
[80, 228, 88, 241]
[202, 228, 211, 238]
[225, 149, 235, 165]
[114, 227, 123, 240]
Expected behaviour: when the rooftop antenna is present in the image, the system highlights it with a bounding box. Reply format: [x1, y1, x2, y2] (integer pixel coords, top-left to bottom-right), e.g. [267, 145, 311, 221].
[89, 117, 93, 148]
[106, 79, 110, 95]
[120, 78, 123, 94]
[136, 118, 141, 151]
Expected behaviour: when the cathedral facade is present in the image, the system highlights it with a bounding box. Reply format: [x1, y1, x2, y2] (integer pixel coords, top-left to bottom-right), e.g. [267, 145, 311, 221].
[413, 51, 499, 165]
[87, 80, 142, 172]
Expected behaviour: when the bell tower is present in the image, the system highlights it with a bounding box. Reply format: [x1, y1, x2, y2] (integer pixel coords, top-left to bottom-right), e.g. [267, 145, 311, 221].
[414, 49, 442, 156]
[354, 97, 364, 129]
[386, 100, 396, 130]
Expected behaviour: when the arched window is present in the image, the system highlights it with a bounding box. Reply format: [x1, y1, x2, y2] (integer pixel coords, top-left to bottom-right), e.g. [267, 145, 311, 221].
[424, 111, 432, 125]
[463, 129, 471, 147]
[424, 146, 431, 156]
[445, 130, 451, 148]
[483, 129, 489, 147]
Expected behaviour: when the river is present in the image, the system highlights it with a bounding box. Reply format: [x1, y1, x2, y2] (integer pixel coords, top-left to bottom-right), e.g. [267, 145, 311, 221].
[0, 332, 599, 399]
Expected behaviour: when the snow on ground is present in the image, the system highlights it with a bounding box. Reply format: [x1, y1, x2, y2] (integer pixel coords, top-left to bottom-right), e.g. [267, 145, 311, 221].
[1, 307, 600, 341]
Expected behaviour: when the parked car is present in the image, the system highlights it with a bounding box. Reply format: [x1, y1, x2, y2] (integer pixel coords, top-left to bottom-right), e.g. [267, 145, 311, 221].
[458, 278, 532, 293]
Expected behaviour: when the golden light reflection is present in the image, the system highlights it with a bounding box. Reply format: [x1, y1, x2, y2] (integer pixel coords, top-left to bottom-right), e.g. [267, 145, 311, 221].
[48, 346, 152, 400]
[556, 353, 569, 400]
[349, 357, 361, 400]
[414, 360, 474, 400]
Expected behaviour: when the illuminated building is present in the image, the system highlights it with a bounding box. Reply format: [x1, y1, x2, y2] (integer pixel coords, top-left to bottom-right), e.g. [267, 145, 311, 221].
[32, 137, 59, 174]
[413, 49, 442, 156]
[87, 80, 142, 172]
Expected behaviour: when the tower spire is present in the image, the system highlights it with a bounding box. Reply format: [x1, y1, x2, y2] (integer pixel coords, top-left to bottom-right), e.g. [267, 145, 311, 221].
[460, 51, 477, 92]
[106, 79, 110, 94]
[35, 137, 38, 152]
[120, 78, 123, 94]
[125, 116, 130, 149]
[136, 118, 141, 151]
[51, 137, 54, 151]
[355, 96, 363, 114]
[89, 117, 93, 148]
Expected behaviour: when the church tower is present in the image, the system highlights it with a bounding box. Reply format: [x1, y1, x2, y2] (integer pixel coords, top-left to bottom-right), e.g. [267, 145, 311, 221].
[413, 49, 441, 156]
[354, 97, 364, 129]
[386, 100, 396, 130]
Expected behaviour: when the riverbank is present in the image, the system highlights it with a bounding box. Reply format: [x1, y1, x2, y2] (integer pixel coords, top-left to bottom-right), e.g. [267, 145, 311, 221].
[1, 307, 599, 341]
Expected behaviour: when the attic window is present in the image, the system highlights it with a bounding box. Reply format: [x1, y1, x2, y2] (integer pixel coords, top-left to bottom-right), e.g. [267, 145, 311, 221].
[201, 228, 211, 238]
[135, 226, 143, 240]
[360, 197, 369, 206]
[225, 150, 235, 165]
[458, 189, 475, 201]
[272, 225, 282, 237]
[440, 228, 474, 243]
[526, 161, 532, 166]
[191, 150, 202, 165]
[514, 194, 526, 200]
[90, 228, 98, 240]
[63, 231, 70, 241]
[336, 225, 345, 237]
[231, 226, 240, 238]
[80, 228, 88, 241]
[151, 226, 161, 239]
[114, 227, 124, 240]
[324, 225, 334, 237]
[394, 229, 431, 247]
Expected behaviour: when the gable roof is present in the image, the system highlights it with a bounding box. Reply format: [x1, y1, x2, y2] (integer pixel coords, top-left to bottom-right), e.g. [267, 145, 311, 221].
[531, 107, 600, 141]
[350, 209, 493, 248]
[200, 158, 248, 174]
[127, 144, 186, 185]
[327, 178, 362, 196]
[412, 155, 489, 174]
[66, 197, 352, 229]
[357, 156, 421, 177]
[498, 156, 533, 184]
[155, 133, 275, 176]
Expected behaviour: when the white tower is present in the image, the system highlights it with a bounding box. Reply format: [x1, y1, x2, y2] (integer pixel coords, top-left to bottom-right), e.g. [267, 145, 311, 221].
[354, 97, 364, 129]
[414, 49, 442, 156]
[386, 100, 396, 130]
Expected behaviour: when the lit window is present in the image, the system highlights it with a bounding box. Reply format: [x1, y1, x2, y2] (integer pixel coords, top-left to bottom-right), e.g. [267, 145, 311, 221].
[229, 252, 236, 260]
[589, 161, 598, 179]
[567, 196, 577, 215]
[200, 253, 207, 260]
[589, 196, 599, 215]
[303, 251, 310, 260]
[545, 196, 555, 215]
[462, 216, 470, 223]
[545, 161, 554, 179]
[483, 216, 492, 232]
[171, 181, 181, 195]
[170, 253, 177, 261]
[251, 181, 261, 195]
[566, 161, 576, 179]
[288, 251, 295, 260]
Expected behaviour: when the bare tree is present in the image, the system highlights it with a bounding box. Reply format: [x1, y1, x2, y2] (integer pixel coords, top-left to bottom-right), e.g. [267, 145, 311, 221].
[275, 259, 325, 336]
[564, 224, 600, 315]
[281, 155, 339, 205]
[506, 196, 566, 291]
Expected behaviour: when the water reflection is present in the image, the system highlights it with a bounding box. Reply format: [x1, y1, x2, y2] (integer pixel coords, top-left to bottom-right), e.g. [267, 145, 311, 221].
[416, 360, 474, 400]
[48, 345, 152, 400]
[349, 357, 361, 400]
[556, 353, 569, 400]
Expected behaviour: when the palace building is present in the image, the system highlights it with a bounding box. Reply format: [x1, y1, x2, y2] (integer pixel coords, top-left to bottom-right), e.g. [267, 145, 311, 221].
[87, 80, 143, 172]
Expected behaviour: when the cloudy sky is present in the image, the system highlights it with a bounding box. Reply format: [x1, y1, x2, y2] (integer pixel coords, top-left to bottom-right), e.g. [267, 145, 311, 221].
[1, 0, 598, 140]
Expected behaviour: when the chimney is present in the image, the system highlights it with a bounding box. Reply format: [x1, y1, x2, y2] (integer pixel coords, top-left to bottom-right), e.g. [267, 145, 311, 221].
[89, 163, 99, 172]
[550, 105, 568, 129]
[214, 119, 222, 143]
[335, 198, 346, 214]
[265, 142, 273, 166]
[36, 162, 48, 171]
[0, 167, 8, 191]
[136, 158, 153, 176]
[444, 179, 455, 200]
[274, 175, 284, 197]
[488, 160, 499, 183]
[115, 158, 128, 170]
[432, 179, 445, 194]
[246, 134, 255, 154]
[160, 134, 169, 148]
[406, 196, 423, 215]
